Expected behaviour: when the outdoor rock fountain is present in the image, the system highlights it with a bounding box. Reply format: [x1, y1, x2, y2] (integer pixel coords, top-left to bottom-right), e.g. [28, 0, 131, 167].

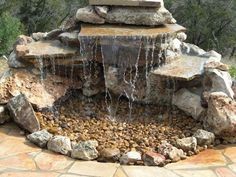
[0, 0, 236, 166]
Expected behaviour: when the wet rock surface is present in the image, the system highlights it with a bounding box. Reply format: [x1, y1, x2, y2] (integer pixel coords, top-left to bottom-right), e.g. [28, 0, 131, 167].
[7, 94, 40, 133]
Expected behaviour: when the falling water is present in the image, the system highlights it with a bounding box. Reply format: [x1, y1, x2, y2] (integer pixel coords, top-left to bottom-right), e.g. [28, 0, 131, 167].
[36, 56, 44, 83]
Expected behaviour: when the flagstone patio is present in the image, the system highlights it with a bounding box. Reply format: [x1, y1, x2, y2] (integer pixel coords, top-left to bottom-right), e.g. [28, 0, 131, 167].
[0, 123, 236, 177]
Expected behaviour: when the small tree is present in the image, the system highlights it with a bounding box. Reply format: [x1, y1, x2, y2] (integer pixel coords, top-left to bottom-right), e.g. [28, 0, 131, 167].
[0, 12, 23, 55]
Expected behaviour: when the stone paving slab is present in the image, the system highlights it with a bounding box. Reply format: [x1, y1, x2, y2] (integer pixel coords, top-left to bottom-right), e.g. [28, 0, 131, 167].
[165, 149, 227, 170]
[68, 161, 120, 177]
[122, 166, 179, 177]
[173, 170, 217, 177]
[0, 123, 236, 177]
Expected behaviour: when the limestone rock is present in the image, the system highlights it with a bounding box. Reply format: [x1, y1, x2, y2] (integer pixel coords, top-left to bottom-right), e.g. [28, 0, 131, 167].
[181, 43, 206, 56]
[14, 35, 33, 48]
[200, 50, 222, 61]
[31, 32, 46, 41]
[60, 16, 79, 31]
[7, 94, 40, 133]
[7, 52, 26, 68]
[71, 140, 99, 160]
[44, 29, 63, 40]
[95, 6, 109, 18]
[0, 105, 11, 125]
[176, 137, 197, 152]
[99, 148, 120, 162]
[172, 88, 206, 120]
[47, 135, 72, 155]
[105, 7, 175, 26]
[158, 141, 186, 162]
[15, 45, 29, 57]
[58, 31, 80, 46]
[27, 130, 53, 148]
[193, 129, 215, 146]
[76, 6, 105, 24]
[204, 68, 234, 99]
[205, 92, 236, 137]
[143, 151, 166, 166]
[204, 61, 229, 71]
[120, 151, 142, 164]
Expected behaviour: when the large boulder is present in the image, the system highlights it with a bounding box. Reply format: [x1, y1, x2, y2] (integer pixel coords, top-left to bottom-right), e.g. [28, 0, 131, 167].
[204, 92, 236, 137]
[7, 94, 40, 133]
[105, 7, 176, 26]
[204, 66, 234, 99]
[172, 88, 206, 120]
[71, 140, 99, 160]
[47, 135, 72, 155]
[76, 6, 105, 24]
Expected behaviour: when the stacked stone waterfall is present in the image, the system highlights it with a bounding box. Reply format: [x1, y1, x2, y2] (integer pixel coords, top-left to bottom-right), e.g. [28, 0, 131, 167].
[0, 0, 236, 149]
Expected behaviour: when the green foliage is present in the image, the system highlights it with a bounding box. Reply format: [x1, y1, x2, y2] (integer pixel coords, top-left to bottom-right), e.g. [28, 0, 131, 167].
[0, 12, 23, 55]
[166, 0, 236, 53]
[229, 65, 236, 79]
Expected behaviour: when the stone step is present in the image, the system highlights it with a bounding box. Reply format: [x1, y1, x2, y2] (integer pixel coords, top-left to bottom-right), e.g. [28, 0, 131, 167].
[22, 40, 79, 59]
[151, 55, 210, 81]
[79, 23, 186, 38]
[89, 0, 162, 7]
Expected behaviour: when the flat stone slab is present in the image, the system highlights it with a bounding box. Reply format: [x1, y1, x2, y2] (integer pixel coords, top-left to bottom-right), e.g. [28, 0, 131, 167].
[152, 55, 209, 81]
[79, 23, 186, 37]
[89, 0, 162, 7]
[22, 40, 78, 59]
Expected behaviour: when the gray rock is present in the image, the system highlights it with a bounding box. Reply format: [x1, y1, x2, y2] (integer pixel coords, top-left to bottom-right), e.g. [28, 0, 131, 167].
[143, 151, 166, 166]
[7, 94, 40, 133]
[58, 31, 80, 46]
[120, 151, 142, 164]
[181, 43, 206, 56]
[176, 137, 197, 152]
[205, 92, 236, 137]
[44, 29, 63, 40]
[204, 68, 234, 99]
[200, 50, 222, 61]
[31, 32, 46, 41]
[71, 140, 98, 160]
[7, 52, 26, 68]
[76, 6, 105, 24]
[105, 7, 175, 26]
[47, 135, 72, 155]
[193, 129, 215, 146]
[99, 148, 120, 162]
[158, 141, 186, 162]
[27, 130, 53, 148]
[0, 105, 11, 124]
[172, 88, 206, 120]
[95, 6, 109, 18]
